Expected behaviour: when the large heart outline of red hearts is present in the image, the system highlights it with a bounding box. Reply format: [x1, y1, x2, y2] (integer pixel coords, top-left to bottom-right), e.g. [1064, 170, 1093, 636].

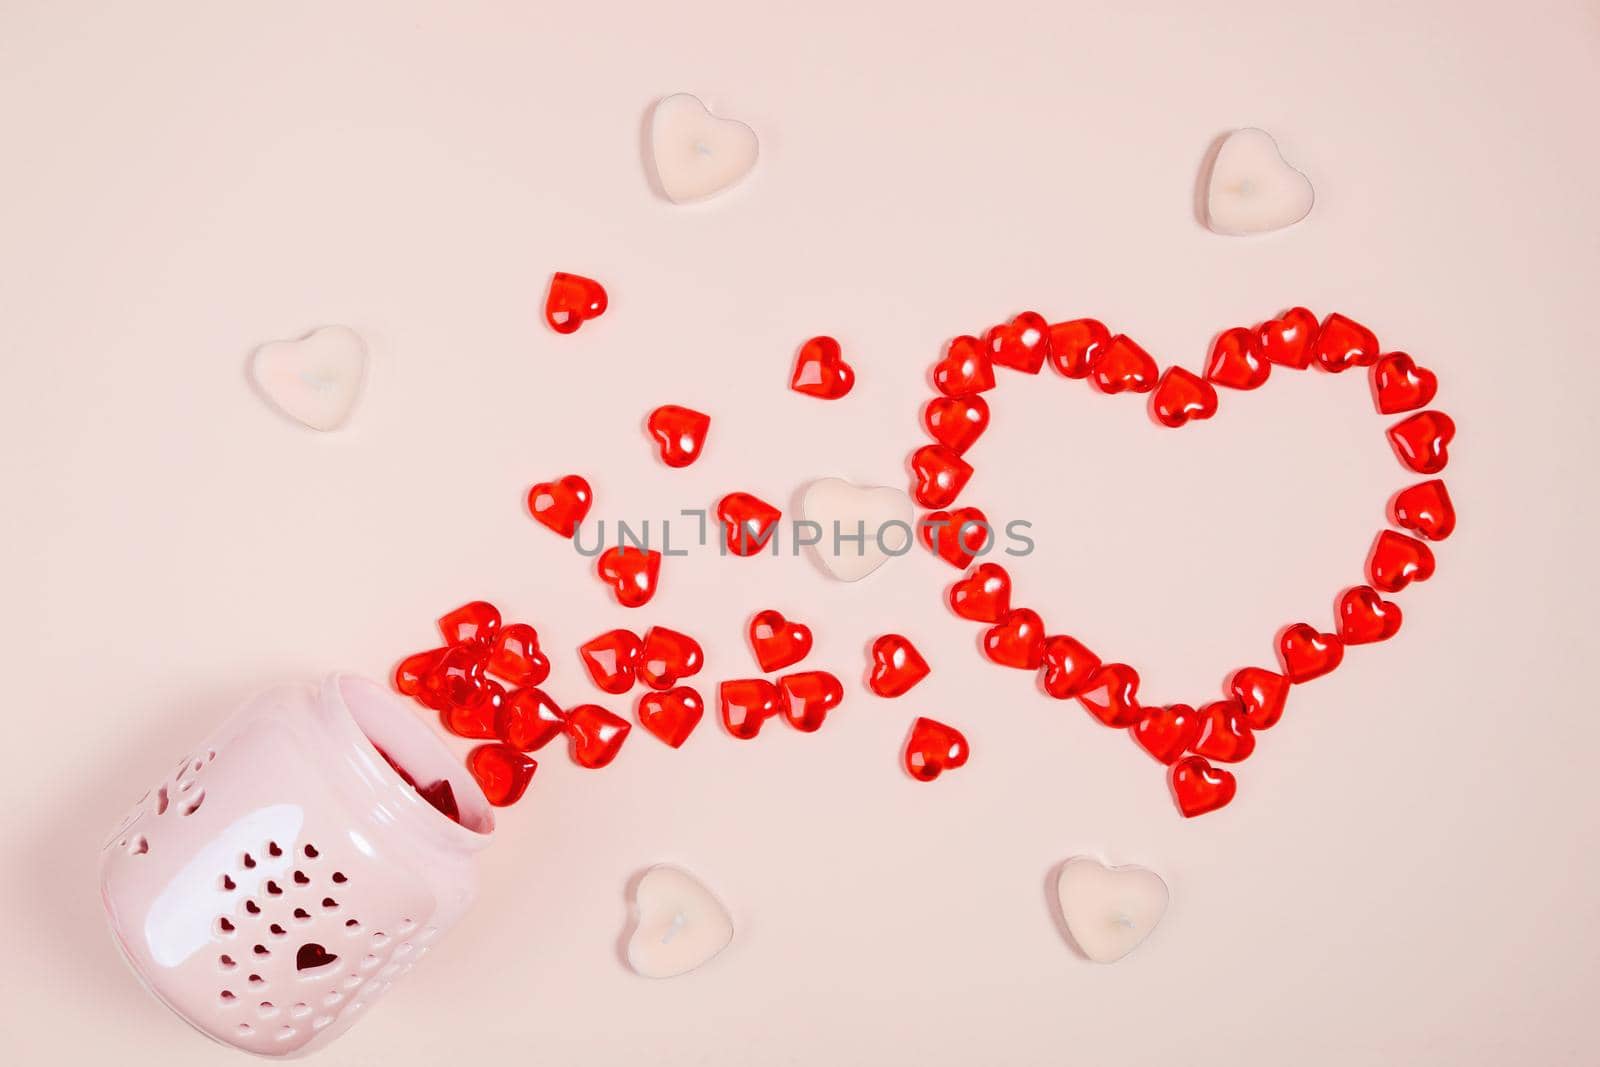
[911, 306, 1457, 818]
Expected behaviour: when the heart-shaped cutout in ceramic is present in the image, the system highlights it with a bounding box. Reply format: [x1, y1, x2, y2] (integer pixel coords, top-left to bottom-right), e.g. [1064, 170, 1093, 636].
[1204, 128, 1315, 236]
[1055, 857, 1169, 963]
[249, 325, 367, 431]
[800, 477, 915, 582]
[649, 93, 759, 204]
[625, 865, 733, 979]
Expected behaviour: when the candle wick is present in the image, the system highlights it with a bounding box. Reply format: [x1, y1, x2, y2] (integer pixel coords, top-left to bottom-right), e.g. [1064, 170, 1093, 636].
[1112, 913, 1134, 929]
[661, 912, 687, 945]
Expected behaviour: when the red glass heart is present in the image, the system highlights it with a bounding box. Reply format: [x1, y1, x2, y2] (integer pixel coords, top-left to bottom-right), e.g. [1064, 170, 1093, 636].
[923, 395, 990, 454]
[1078, 663, 1142, 727]
[1170, 755, 1235, 818]
[985, 311, 1050, 373]
[438, 600, 500, 649]
[1390, 479, 1455, 541]
[597, 546, 661, 607]
[1048, 318, 1109, 379]
[1367, 530, 1436, 593]
[646, 404, 711, 468]
[579, 629, 643, 694]
[1312, 312, 1380, 372]
[395, 648, 446, 699]
[948, 562, 1011, 622]
[716, 492, 781, 555]
[421, 645, 489, 713]
[932, 335, 997, 396]
[910, 443, 974, 508]
[1205, 326, 1270, 390]
[869, 634, 930, 697]
[904, 717, 969, 782]
[1370, 352, 1437, 414]
[790, 335, 855, 399]
[1337, 585, 1402, 644]
[749, 610, 813, 673]
[486, 623, 549, 686]
[1131, 704, 1201, 764]
[984, 608, 1046, 669]
[1229, 666, 1289, 730]
[1387, 410, 1455, 474]
[1041, 635, 1101, 700]
[778, 671, 843, 732]
[1151, 366, 1219, 427]
[719, 678, 782, 740]
[564, 704, 631, 769]
[545, 272, 607, 334]
[528, 475, 593, 537]
[466, 743, 537, 806]
[1257, 306, 1318, 369]
[1279, 623, 1344, 683]
[920, 507, 990, 569]
[1192, 700, 1255, 763]
[442, 678, 502, 740]
[636, 687, 703, 748]
[495, 687, 567, 751]
[640, 626, 704, 690]
[1089, 334, 1159, 394]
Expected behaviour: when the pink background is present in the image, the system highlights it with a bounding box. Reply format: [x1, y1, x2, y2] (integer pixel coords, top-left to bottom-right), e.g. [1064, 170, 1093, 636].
[3, 1, 1597, 1063]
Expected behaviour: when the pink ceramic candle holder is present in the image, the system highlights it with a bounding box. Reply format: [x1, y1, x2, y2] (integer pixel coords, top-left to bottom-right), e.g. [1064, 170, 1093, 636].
[99, 674, 493, 1057]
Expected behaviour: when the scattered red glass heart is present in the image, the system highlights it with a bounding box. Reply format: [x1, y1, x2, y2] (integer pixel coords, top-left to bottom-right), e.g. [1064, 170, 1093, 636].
[932, 335, 997, 396]
[1170, 755, 1235, 818]
[903, 717, 969, 782]
[395, 648, 446, 699]
[442, 679, 501, 740]
[647, 404, 711, 468]
[1338, 585, 1402, 644]
[1230, 667, 1289, 730]
[1205, 327, 1270, 390]
[1048, 318, 1108, 379]
[1368, 530, 1436, 593]
[1257, 306, 1318, 369]
[1390, 479, 1455, 541]
[748, 610, 812, 672]
[921, 507, 990, 569]
[985, 311, 1050, 373]
[528, 475, 593, 538]
[1387, 410, 1455, 474]
[1132, 704, 1202, 764]
[545, 272, 608, 334]
[466, 743, 537, 806]
[495, 687, 566, 751]
[438, 601, 500, 649]
[923, 395, 989, 454]
[1192, 700, 1255, 763]
[486, 623, 549, 686]
[868, 634, 930, 697]
[719, 678, 782, 740]
[910, 443, 974, 508]
[1370, 352, 1437, 414]
[948, 562, 1011, 622]
[1089, 335, 1158, 394]
[1041, 635, 1100, 700]
[597, 546, 662, 607]
[578, 629, 643, 694]
[778, 670, 843, 732]
[639, 626, 704, 690]
[790, 336, 855, 399]
[1078, 663, 1142, 727]
[421, 645, 489, 714]
[564, 704, 631, 769]
[1278, 623, 1344, 683]
[983, 608, 1046, 669]
[716, 492, 781, 555]
[636, 687, 704, 748]
[1151, 366, 1219, 427]
[1312, 312, 1380, 372]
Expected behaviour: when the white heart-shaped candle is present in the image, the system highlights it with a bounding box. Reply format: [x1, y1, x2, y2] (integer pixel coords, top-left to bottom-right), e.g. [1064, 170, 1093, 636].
[649, 93, 759, 204]
[626, 866, 734, 979]
[800, 477, 915, 582]
[1204, 128, 1315, 236]
[1055, 857, 1169, 963]
[249, 325, 367, 431]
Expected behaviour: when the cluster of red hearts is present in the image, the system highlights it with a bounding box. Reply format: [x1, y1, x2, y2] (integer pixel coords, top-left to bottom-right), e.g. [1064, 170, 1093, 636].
[911, 305, 1457, 816]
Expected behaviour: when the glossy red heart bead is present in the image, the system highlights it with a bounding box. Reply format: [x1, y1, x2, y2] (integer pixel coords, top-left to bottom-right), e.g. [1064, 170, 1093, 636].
[438, 601, 500, 650]
[910, 444, 974, 508]
[442, 678, 502, 740]
[1279, 623, 1344, 683]
[984, 608, 1046, 669]
[1078, 663, 1141, 727]
[395, 648, 446, 699]
[597, 546, 662, 607]
[1230, 666, 1289, 730]
[948, 562, 1011, 622]
[1041, 635, 1101, 699]
[1312, 312, 1380, 372]
[1205, 326, 1270, 390]
[933, 335, 997, 396]
[1368, 530, 1436, 593]
[716, 492, 782, 555]
[923, 395, 990, 454]
[564, 704, 631, 769]
[528, 475, 593, 537]
[719, 678, 782, 740]
[1131, 704, 1202, 764]
[647, 404, 711, 468]
[1170, 755, 1235, 818]
[545, 272, 607, 334]
[749, 610, 813, 673]
[985, 311, 1050, 373]
[1391, 479, 1455, 541]
[1338, 585, 1403, 644]
[578, 629, 643, 694]
[1388, 410, 1455, 474]
[486, 623, 549, 686]
[1257, 306, 1318, 369]
[1089, 334, 1158, 394]
[1370, 352, 1437, 414]
[869, 634, 930, 697]
[790, 336, 855, 399]
[495, 687, 567, 751]
[636, 687, 703, 748]
[466, 743, 537, 806]
[1192, 700, 1255, 763]
[778, 670, 843, 732]
[1048, 318, 1109, 379]
[1151, 366, 1219, 427]
[421, 645, 489, 713]
[904, 717, 969, 782]
[640, 626, 704, 690]
[920, 507, 990, 569]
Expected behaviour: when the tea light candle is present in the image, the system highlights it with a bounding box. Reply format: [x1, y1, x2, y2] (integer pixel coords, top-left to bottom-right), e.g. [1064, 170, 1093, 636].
[625, 866, 734, 979]
[1055, 857, 1169, 963]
